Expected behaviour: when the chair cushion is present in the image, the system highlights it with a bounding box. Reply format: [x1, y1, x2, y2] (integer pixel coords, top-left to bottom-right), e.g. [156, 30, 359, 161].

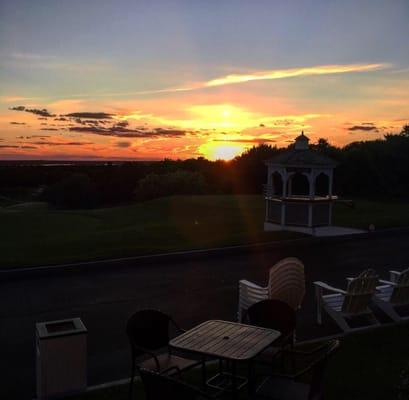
[138, 353, 199, 374]
[256, 376, 309, 400]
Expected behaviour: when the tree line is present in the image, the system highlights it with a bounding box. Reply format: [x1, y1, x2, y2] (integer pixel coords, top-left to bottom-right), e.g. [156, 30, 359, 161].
[0, 125, 408, 208]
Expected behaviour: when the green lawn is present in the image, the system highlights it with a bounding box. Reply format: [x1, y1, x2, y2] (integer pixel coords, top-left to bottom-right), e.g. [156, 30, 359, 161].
[1, 195, 408, 269]
[333, 198, 409, 230]
[70, 324, 409, 400]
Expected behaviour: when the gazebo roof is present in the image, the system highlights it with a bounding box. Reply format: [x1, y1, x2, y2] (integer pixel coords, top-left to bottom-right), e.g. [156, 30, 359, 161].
[266, 132, 337, 167]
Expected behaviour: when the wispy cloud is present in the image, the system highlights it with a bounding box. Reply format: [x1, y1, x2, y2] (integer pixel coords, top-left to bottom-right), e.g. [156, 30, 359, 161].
[68, 126, 187, 138]
[98, 63, 388, 97]
[205, 64, 387, 87]
[347, 124, 379, 132]
[9, 106, 55, 117]
[56, 63, 388, 99]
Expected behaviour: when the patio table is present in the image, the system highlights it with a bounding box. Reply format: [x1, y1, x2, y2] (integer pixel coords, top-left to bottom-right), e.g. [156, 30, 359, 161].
[169, 320, 281, 397]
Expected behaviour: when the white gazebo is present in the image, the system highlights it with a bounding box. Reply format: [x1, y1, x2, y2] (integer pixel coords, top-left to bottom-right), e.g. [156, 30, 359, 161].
[264, 132, 363, 236]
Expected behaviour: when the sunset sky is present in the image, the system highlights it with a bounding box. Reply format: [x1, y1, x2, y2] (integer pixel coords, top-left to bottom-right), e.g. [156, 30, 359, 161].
[0, 0, 408, 160]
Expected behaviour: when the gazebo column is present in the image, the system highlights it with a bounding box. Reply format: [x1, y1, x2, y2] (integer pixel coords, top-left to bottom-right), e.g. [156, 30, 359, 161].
[328, 171, 333, 198]
[281, 171, 288, 227]
[265, 167, 272, 221]
[308, 172, 315, 199]
[308, 172, 315, 227]
[282, 171, 288, 198]
[288, 176, 293, 196]
[267, 168, 273, 187]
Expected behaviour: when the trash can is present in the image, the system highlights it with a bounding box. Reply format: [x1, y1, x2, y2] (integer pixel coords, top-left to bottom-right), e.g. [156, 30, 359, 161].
[36, 318, 87, 399]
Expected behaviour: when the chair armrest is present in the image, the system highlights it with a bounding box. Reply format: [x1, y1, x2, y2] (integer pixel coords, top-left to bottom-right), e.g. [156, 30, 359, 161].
[314, 281, 346, 295]
[169, 317, 186, 333]
[239, 279, 266, 291]
[133, 345, 161, 371]
[161, 365, 182, 377]
[283, 341, 329, 356]
[378, 279, 397, 286]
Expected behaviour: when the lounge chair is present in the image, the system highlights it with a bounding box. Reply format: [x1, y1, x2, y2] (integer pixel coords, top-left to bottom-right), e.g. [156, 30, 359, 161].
[374, 268, 409, 322]
[238, 257, 305, 322]
[314, 269, 380, 333]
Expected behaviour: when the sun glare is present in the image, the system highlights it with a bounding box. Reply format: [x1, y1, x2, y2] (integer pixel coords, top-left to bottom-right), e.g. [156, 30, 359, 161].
[181, 104, 257, 131]
[199, 141, 247, 161]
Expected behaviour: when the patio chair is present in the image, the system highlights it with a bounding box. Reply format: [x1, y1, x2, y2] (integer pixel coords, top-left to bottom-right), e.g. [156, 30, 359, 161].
[126, 309, 203, 400]
[373, 268, 409, 322]
[238, 257, 305, 322]
[255, 340, 340, 400]
[139, 368, 218, 400]
[314, 269, 380, 332]
[245, 299, 297, 369]
[247, 299, 296, 352]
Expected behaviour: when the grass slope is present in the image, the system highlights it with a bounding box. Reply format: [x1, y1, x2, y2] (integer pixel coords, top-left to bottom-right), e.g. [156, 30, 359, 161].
[1, 195, 408, 268]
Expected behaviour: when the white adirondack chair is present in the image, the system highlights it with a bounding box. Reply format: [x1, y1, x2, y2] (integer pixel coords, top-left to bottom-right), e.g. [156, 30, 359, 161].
[314, 269, 380, 333]
[374, 268, 409, 322]
[238, 257, 305, 322]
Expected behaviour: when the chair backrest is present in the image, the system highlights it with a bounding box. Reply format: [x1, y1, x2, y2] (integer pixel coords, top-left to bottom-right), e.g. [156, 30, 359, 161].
[126, 309, 171, 357]
[247, 299, 296, 343]
[308, 340, 340, 400]
[139, 368, 202, 400]
[391, 268, 409, 304]
[341, 269, 378, 314]
[268, 257, 305, 310]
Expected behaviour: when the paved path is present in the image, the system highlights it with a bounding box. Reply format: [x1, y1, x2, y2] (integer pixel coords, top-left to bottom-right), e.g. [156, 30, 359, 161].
[2, 231, 409, 399]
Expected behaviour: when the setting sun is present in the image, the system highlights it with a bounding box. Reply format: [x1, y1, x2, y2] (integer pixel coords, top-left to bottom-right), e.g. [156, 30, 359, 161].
[199, 141, 247, 160]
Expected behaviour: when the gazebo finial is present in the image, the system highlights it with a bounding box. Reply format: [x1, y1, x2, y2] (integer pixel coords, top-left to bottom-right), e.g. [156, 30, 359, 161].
[294, 131, 309, 150]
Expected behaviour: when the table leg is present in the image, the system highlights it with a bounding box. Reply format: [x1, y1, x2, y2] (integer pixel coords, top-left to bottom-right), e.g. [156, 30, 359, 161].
[248, 360, 255, 396]
[201, 355, 207, 390]
[231, 361, 238, 400]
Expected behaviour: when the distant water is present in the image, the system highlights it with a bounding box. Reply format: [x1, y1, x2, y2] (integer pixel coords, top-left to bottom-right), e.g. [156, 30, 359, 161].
[41, 163, 73, 166]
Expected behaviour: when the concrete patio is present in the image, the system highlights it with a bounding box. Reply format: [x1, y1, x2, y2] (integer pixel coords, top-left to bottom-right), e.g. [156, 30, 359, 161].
[2, 229, 409, 398]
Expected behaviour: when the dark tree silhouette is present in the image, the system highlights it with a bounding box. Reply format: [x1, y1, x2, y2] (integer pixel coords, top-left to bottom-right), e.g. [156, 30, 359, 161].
[2, 125, 409, 207]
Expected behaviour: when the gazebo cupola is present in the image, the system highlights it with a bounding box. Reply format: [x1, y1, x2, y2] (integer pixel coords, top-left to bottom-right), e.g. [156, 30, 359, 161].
[264, 132, 338, 235]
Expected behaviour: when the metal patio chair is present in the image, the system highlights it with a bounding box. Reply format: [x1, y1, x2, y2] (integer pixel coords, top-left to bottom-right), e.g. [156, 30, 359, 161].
[255, 340, 340, 400]
[246, 299, 297, 363]
[126, 309, 203, 399]
[139, 367, 218, 400]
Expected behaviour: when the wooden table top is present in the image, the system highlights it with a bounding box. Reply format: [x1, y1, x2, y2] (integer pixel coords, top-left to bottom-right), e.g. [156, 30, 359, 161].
[169, 320, 281, 361]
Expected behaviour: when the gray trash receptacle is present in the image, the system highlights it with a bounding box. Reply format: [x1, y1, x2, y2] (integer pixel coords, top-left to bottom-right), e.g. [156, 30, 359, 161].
[36, 318, 87, 399]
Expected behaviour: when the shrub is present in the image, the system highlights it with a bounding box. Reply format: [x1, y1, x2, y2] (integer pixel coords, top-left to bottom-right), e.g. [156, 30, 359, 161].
[135, 170, 207, 200]
[43, 173, 98, 209]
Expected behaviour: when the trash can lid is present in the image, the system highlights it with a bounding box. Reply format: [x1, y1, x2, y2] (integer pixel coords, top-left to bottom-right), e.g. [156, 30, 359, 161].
[36, 317, 87, 339]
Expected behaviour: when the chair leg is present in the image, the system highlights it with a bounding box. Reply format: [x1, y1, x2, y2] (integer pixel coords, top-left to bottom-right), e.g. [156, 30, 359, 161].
[129, 356, 136, 400]
[201, 356, 207, 389]
[315, 286, 323, 325]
